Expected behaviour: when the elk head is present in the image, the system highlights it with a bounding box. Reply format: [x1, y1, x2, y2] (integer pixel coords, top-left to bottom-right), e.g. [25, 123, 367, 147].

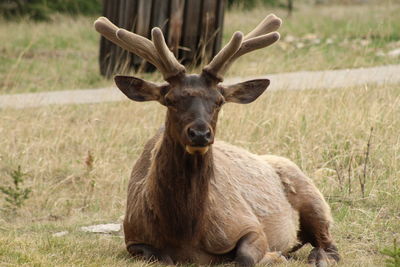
[94, 15, 282, 155]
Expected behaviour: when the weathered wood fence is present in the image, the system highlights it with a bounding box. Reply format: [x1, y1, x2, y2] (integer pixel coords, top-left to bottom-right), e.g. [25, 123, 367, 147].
[99, 0, 226, 77]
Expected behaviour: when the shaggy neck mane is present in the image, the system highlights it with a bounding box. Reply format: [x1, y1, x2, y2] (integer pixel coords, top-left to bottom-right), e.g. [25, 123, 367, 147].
[145, 115, 214, 245]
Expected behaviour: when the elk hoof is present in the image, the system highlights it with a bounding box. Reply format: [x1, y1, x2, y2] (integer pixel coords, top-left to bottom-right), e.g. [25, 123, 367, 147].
[235, 254, 255, 267]
[308, 247, 339, 267]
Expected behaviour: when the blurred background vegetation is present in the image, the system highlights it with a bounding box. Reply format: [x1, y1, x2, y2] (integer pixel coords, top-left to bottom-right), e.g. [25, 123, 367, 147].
[1, 0, 398, 94]
[0, 0, 102, 20]
[0, 0, 282, 21]
[0, 0, 373, 21]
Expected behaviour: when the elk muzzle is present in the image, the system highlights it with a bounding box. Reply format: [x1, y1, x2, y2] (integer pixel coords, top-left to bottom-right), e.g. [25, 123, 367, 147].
[185, 123, 213, 155]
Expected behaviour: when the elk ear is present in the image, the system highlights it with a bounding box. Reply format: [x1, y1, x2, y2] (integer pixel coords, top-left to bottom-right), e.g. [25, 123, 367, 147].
[114, 75, 169, 102]
[220, 79, 270, 104]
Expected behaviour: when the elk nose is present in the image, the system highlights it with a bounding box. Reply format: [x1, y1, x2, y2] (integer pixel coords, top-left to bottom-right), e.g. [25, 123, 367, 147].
[187, 127, 212, 146]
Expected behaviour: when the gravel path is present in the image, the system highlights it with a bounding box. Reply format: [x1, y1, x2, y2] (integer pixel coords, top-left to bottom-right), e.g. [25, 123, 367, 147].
[1, 64, 399, 109]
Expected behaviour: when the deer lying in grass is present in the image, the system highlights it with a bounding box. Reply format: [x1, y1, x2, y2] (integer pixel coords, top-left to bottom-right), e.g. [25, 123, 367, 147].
[94, 15, 340, 266]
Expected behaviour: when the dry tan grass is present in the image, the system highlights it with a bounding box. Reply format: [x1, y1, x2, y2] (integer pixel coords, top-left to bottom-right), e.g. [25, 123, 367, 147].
[223, 3, 400, 78]
[1, 2, 399, 266]
[0, 15, 112, 94]
[0, 82, 399, 266]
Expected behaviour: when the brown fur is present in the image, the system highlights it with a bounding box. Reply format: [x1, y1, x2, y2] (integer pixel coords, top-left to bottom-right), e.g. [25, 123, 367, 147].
[123, 129, 339, 265]
[95, 14, 339, 266]
[117, 74, 340, 266]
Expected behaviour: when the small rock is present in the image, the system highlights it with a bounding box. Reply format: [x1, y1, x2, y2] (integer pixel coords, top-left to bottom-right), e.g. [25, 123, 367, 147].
[80, 223, 121, 234]
[388, 48, 400, 57]
[52, 231, 68, 237]
[296, 42, 305, 49]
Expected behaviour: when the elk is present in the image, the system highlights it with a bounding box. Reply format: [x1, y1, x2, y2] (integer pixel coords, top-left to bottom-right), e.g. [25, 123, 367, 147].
[94, 14, 340, 266]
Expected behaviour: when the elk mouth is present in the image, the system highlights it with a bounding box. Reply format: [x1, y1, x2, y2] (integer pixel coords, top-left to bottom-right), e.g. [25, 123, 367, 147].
[185, 145, 209, 155]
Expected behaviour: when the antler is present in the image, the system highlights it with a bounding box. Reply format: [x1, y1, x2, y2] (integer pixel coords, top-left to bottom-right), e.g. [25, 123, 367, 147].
[203, 14, 282, 81]
[94, 17, 186, 80]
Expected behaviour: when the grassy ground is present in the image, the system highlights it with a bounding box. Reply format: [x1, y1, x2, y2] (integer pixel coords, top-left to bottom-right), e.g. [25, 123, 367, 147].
[1, 2, 399, 94]
[0, 81, 399, 266]
[1, 1, 399, 266]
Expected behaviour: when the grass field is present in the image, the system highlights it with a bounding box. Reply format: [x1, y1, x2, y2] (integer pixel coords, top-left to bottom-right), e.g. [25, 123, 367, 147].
[1, 81, 399, 266]
[1, 2, 399, 94]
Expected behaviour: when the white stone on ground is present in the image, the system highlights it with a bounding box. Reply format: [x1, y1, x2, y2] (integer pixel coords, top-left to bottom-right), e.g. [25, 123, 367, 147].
[80, 223, 121, 234]
[52, 231, 69, 237]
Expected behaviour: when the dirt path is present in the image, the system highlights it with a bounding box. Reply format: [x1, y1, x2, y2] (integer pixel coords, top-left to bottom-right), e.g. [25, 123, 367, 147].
[1, 64, 399, 109]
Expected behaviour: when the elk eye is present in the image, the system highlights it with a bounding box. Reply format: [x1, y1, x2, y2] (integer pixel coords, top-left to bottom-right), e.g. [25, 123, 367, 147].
[164, 97, 176, 107]
[216, 98, 225, 108]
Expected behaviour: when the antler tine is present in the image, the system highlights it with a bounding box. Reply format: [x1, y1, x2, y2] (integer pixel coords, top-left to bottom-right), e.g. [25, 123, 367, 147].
[244, 14, 282, 40]
[151, 28, 186, 80]
[115, 29, 166, 73]
[202, 14, 282, 81]
[94, 17, 163, 72]
[94, 17, 132, 52]
[202, 31, 244, 81]
[94, 17, 185, 80]
[219, 32, 280, 75]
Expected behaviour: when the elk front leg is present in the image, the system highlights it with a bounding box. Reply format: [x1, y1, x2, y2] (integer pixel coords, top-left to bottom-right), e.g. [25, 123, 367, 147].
[234, 232, 286, 267]
[127, 244, 173, 265]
